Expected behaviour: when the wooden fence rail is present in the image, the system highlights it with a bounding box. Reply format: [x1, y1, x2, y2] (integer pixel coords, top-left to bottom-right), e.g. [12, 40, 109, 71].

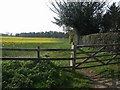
[0, 43, 120, 70]
[0, 47, 75, 70]
[0, 48, 73, 51]
[0, 48, 74, 59]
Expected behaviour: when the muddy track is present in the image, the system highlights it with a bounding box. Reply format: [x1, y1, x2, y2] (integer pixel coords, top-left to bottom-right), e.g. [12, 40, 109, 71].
[80, 69, 120, 88]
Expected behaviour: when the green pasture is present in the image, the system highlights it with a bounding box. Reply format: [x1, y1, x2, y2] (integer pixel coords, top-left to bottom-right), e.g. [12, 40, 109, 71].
[1, 36, 71, 67]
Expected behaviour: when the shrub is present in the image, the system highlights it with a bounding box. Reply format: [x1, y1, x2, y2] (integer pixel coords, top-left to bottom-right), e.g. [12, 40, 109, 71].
[2, 60, 92, 89]
[2, 60, 62, 89]
[80, 32, 120, 51]
[82, 32, 120, 45]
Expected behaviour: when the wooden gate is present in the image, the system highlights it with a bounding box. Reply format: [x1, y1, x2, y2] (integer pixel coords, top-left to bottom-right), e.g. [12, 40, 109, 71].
[1, 44, 120, 70]
[70, 44, 120, 70]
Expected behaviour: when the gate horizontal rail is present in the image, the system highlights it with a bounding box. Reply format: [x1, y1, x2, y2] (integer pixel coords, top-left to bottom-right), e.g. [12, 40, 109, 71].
[75, 62, 120, 69]
[76, 52, 120, 59]
[77, 44, 120, 48]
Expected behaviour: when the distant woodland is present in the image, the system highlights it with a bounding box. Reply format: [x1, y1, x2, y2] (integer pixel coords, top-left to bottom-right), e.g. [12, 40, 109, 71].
[1, 31, 67, 38]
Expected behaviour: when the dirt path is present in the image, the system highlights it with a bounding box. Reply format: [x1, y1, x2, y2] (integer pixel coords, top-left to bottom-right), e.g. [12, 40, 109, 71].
[80, 69, 120, 88]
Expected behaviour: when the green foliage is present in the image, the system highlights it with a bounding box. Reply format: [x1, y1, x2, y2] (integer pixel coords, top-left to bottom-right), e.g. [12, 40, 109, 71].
[15, 31, 67, 38]
[93, 65, 120, 80]
[50, 0, 106, 35]
[81, 32, 120, 51]
[103, 3, 120, 32]
[2, 60, 92, 89]
[2, 60, 59, 88]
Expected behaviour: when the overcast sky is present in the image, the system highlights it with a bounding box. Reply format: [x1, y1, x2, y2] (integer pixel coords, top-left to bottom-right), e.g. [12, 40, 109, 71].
[0, 0, 119, 34]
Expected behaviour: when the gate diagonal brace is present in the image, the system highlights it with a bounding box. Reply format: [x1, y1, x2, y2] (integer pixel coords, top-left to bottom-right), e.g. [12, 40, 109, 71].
[105, 54, 118, 65]
[76, 46, 106, 67]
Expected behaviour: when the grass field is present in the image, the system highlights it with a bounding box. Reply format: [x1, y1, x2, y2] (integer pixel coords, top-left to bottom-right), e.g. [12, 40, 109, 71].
[1, 36, 70, 48]
[1, 36, 71, 67]
[1, 36, 61, 43]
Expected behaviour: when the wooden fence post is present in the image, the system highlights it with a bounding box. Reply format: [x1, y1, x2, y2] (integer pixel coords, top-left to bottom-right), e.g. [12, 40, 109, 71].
[37, 46, 40, 58]
[70, 42, 77, 71]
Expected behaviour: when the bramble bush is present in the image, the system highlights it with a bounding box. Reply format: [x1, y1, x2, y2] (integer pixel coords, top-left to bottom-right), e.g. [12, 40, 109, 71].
[2, 60, 92, 89]
[2, 60, 63, 89]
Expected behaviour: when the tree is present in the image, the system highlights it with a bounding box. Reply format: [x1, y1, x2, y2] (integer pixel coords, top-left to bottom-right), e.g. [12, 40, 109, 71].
[103, 3, 120, 32]
[50, 0, 106, 44]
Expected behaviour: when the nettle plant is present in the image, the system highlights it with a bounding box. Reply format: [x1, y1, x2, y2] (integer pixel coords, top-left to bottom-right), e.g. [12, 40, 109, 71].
[2, 60, 64, 88]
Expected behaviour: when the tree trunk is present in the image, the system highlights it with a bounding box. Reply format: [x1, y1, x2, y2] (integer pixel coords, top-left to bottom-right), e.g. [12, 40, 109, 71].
[73, 30, 78, 45]
[74, 29, 83, 45]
